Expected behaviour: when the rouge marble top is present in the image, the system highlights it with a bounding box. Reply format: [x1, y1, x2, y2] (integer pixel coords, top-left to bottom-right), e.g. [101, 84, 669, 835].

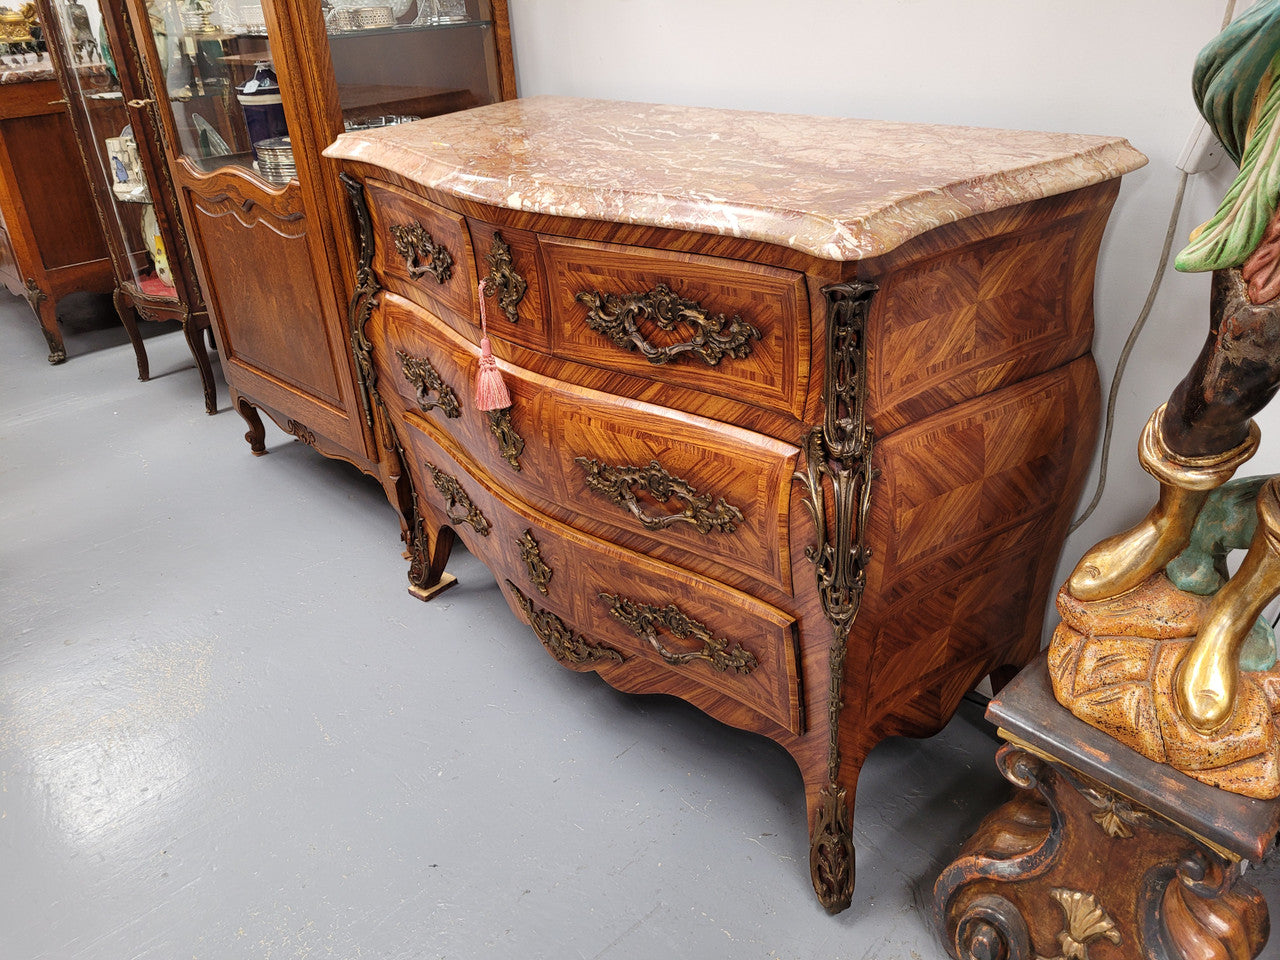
[324, 96, 1147, 261]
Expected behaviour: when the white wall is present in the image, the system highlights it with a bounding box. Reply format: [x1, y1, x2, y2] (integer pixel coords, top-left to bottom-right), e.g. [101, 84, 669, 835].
[507, 0, 1271, 637]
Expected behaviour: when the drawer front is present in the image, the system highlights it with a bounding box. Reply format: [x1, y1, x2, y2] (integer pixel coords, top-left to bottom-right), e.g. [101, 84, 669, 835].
[373, 292, 798, 595]
[540, 235, 811, 420]
[367, 178, 476, 322]
[467, 219, 550, 352]
[399, 416, 804, 736]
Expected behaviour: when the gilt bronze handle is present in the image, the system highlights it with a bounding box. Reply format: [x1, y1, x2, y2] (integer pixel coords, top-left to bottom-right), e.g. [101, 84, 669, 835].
[599, 592, 757, 674]
[426, 461, 489, 535]
[389, 220, 454, 284]
[398, 349, 461, 418]
[509, 582, 624, 665]
[575, 283, 760, 366]
[574, 457, 744, 534]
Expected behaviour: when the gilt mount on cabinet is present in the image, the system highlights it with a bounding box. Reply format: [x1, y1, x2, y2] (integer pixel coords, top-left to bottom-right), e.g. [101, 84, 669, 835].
[575, 282, 761, 367]
[325, 96, 1145, 911]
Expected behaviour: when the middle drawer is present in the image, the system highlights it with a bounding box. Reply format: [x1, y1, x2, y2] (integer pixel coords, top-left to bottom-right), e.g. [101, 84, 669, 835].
[372, 291, 800, 596]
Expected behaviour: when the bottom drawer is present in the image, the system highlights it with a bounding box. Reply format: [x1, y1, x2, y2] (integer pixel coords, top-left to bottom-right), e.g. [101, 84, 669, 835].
[400, 412, 805, 738]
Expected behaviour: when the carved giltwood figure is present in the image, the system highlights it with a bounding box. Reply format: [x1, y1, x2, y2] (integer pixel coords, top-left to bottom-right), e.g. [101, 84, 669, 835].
[1051, 0, 1280, 796]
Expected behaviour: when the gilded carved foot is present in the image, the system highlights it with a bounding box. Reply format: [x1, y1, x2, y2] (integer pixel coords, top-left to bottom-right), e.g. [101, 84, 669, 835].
[26, 279, 64, 364]
[934, 745, 1269, 960]
[1068, 406, 1258, 603]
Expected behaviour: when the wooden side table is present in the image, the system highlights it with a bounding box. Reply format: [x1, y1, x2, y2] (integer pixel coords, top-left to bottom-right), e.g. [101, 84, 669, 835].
[935, 656, 1279, 960]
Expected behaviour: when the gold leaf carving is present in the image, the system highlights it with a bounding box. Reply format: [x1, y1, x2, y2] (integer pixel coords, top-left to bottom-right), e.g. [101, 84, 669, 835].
[1036, 889, 1121, 960]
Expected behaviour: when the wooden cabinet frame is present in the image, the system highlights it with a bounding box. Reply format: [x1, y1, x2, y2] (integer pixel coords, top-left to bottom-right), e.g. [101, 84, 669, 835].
[118, 0, 515, 568]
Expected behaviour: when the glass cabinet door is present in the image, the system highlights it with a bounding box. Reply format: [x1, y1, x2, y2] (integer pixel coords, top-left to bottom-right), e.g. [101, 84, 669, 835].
[46, 0, 178, 298]
[140, 0, 293, 179]
[323, 0, 506, 132]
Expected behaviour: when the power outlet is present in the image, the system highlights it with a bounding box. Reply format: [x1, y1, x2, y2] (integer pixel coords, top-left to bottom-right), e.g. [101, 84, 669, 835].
[1176, 118, 1227, 174]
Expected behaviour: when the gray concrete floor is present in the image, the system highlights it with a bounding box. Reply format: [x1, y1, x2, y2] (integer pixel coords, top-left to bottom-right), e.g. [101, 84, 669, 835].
[2, 295, 1275, 960]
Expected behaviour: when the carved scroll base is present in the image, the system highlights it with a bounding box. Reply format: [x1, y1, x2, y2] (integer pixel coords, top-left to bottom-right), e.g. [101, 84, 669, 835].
[1048, 574, 1280, 799]
[935, 744, 1269, 960]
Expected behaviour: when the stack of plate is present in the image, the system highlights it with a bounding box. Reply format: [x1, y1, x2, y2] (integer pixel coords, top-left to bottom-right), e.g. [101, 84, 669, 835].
[343, 115, 420, 131]
[254, 136, 296, 183]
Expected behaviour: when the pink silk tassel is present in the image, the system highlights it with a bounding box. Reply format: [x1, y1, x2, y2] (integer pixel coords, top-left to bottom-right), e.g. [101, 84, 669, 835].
[475, 278, 512, 411]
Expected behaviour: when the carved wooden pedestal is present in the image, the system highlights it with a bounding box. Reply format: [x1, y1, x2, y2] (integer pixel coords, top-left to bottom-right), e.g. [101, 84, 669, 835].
[935, 658, 1278, 960]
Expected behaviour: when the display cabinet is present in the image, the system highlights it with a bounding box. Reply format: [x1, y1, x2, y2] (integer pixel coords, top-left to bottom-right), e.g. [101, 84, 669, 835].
[118, 0, 515, 574]
[0, 51, 116, 364]
[37, 0, 218, 411]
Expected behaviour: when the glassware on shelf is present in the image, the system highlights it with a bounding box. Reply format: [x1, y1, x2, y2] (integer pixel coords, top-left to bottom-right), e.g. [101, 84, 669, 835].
[409, 0, 436, 26]
[178, 0, 216, 35]
[350, 5, 393, 29]
[343, 114, 419, 130]
[239, 3, 267, 34]
[412, 0, 465, 24]
[434, 0, 466, 22]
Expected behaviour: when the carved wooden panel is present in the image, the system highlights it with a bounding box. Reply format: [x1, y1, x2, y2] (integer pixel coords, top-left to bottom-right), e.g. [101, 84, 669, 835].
[394, 410, 805, 736]
[374, 291, 798, 595]
[185, 183, 343, 408]
[540, 235, 811, 420]
[365, 178, 476, 324]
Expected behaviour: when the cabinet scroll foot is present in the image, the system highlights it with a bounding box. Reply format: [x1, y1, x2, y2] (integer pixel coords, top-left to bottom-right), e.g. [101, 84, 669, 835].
[113, 288, 149, 381]
[809, 784, 855, 913]
[406, 515, 456, 601]
[27, 280, 63, 364]
[183, 318, 218, 415]
[235, 397, 267, 456]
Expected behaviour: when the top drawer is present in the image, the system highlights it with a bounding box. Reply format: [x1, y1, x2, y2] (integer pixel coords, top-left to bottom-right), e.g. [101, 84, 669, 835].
[541, 236, 812, 420]
[366, 178, 477, 322]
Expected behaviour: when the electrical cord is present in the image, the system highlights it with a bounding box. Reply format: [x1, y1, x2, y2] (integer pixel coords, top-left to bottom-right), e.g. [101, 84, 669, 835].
[1068, 0, 1238, 534]
[1068, 171, 1190, 534]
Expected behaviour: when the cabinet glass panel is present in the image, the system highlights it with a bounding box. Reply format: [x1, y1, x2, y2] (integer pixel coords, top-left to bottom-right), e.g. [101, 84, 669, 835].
[49, 0, 176, 296]
[142, 0, 293, 180]
[325, 0, 502, 130]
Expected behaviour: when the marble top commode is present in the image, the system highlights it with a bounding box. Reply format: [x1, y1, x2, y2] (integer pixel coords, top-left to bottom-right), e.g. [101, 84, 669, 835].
[327, 93, 1147, 912]
[324, 95, 1147, 261]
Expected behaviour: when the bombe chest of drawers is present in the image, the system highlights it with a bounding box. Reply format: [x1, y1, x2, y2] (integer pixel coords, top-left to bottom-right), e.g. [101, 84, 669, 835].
[324, 97, 1146, 911]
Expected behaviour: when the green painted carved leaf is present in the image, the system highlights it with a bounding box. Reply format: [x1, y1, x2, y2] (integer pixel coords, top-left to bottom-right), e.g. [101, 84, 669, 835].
[1178, 62, 1280, 273]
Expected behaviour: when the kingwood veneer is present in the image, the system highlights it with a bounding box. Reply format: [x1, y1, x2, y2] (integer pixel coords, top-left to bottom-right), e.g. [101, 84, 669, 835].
[325, 97, 1147, 911]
